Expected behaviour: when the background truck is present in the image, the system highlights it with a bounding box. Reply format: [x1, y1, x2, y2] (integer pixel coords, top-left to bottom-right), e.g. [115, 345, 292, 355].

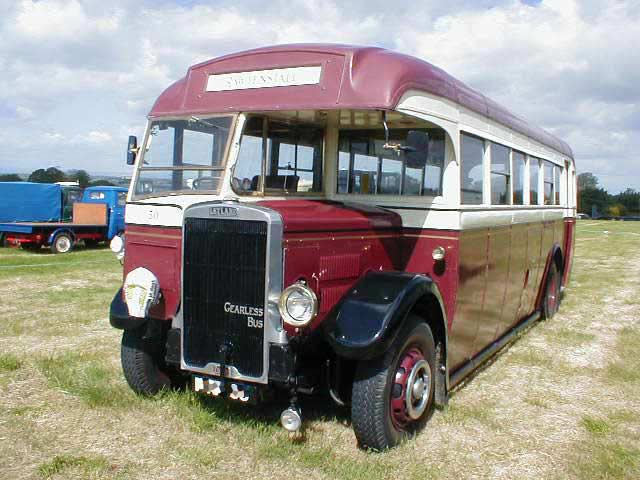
[0, 182, 82, 223]
[0, 186, 127, 253]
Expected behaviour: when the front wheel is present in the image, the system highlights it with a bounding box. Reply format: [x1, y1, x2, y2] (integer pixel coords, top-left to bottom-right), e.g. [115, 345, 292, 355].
[351, 315, 436, 450]
[121, 326, 183, 395]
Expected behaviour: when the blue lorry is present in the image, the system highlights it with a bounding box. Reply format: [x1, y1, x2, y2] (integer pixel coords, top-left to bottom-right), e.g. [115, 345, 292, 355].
[0, 185, 127, 253]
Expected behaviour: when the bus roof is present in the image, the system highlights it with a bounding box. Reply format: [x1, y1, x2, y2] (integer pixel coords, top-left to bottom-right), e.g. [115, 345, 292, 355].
[150, 44, 573, 159]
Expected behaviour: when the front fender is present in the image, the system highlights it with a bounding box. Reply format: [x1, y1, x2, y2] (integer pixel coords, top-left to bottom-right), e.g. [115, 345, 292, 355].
[323, 272, 440, 360]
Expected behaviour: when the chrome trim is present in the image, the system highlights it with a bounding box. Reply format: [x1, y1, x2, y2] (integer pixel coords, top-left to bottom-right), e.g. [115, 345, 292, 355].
[177, 200, 286, 384]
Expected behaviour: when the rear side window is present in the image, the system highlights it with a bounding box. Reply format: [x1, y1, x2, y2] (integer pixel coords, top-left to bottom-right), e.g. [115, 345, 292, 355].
[530, 157, 539, 205]
[490, 142, 510, 205]
[461, 133, 484, 204]
[117, 191, 126, 207]
[512, 151, 525, 205]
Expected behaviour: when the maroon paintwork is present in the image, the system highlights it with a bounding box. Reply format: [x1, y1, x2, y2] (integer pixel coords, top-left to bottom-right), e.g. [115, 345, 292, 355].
[149, 44, 573, 159]
[124, 224, 182, 320]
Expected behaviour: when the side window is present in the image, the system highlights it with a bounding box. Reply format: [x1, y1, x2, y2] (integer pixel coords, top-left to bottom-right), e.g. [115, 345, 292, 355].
[543, 160, 554, 205]
[89, 191, 106, 200]
[512, 151, 526, 205]
[491, 142, 510, 205]
[530, 157, 539, 205]
[461, 133, 484, 204]
[337, 128, 445, 196]
[117, 191, 126, 207]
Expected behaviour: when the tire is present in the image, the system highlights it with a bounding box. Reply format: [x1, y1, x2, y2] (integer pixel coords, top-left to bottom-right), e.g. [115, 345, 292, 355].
[351, 315, 436, 451]
[542, 262, 561, 320]
[121, 326, 181, 395]
[50, 233, 73, 254]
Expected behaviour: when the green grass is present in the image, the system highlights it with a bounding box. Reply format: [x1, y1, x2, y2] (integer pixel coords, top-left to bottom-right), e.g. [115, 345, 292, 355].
[583, 417, 611, 436]
[35, 352, 137, 408]
[37, 454, 110, 478]
[0, 353, 21, 372]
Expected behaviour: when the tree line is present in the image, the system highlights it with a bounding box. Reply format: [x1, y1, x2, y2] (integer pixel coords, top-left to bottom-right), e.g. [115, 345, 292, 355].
[0, 167, 115, 188]
[578, 172, 640, 217]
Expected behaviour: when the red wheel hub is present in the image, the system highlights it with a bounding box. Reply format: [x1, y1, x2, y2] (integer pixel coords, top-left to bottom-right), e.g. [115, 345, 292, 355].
[390, 347, 430, 429]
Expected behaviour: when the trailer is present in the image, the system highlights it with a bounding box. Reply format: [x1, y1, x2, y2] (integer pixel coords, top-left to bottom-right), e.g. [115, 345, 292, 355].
[0, 186, 126, 253]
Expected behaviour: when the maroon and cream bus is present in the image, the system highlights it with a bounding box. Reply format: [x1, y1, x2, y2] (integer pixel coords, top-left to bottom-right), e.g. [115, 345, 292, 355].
[110, 44, 577, 450]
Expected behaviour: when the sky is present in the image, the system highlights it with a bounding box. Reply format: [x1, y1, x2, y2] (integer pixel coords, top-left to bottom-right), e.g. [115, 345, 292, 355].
[0, 0, 638, 193]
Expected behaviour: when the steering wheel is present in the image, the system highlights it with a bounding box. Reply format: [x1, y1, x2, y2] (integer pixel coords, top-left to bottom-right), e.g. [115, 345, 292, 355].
[192, 176, 218, 190]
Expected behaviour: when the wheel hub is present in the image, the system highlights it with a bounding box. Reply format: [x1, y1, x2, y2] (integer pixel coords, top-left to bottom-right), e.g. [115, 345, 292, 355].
[390, 347, 432, 428]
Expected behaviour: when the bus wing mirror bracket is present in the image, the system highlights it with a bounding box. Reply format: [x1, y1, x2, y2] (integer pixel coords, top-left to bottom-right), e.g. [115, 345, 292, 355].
[127, 135, 138, 165]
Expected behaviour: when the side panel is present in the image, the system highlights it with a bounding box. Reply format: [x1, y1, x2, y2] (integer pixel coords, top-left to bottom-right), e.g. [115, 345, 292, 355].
[449, 229, 488, 369]
[499, 223, 529, 332]
[123, 224, 182, 320]
[474, 226, 511, 351]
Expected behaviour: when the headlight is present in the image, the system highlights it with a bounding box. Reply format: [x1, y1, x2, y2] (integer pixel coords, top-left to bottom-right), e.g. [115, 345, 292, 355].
[279, 281, 318, 327]
[124, 267, 160, 318]
[110, 235, 124, 254]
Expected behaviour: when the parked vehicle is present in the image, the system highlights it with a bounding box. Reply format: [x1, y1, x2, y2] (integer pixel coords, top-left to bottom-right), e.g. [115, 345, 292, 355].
[0, 181, 82, 223]
[1, 186, 126, 253]
[109, 45, 577, 450]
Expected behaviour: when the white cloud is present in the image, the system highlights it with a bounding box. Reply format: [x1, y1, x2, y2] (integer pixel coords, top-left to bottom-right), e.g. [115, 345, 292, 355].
[0, 0, 638, 192]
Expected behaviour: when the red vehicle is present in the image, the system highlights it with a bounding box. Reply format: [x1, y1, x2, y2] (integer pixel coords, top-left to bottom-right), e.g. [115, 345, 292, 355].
[109, 45, 577, 450]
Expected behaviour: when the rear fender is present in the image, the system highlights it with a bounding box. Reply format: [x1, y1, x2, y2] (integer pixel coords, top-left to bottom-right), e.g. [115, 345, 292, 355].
[323, 272, 446, 361]
[536, 243, 564, 308]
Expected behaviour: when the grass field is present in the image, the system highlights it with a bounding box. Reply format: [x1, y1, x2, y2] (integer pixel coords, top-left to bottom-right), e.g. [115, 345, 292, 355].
[1, 221, 639, 479]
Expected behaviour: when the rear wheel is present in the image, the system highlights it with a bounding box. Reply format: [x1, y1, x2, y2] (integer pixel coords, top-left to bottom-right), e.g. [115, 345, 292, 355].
[542, 262, 561, 319]
[51, 233, 73, 254]
[121, 326, 183, 395]
[351, 315, 436, 450]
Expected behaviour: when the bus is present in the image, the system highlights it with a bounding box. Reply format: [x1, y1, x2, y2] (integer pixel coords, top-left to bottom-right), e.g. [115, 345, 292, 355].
[109, 44, 577, 450]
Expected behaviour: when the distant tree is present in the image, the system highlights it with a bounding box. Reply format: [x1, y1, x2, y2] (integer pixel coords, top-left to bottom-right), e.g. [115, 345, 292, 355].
[579, 187, 610, 216]
[87, 179, 115, 187]
[577, 172, 599, 191]
[28, 167, 66, 183]
[608, 203, 627, 217]
[67, 169, 91, 188]
[0, 174, 23, 182]
[614, 188, 640, 215]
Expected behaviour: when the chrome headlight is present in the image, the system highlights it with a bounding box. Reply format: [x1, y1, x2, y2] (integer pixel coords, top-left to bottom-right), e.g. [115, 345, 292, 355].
[279, 281, 318, 327]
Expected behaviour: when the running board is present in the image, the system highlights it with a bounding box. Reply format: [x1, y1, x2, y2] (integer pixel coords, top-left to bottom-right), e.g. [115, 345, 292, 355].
[449, 311, 542, 389]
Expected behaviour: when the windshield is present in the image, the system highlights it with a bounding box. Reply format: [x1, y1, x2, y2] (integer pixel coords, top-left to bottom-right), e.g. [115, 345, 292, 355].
[132, 115, 234, 199]
[233, 116, 324, 194]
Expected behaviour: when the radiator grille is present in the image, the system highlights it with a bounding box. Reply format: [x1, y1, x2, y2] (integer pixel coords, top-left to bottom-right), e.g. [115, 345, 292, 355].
[183, 218, 267, 377]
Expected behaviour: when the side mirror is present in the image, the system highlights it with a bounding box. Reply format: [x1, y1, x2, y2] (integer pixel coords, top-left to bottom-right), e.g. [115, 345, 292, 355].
[126, 135, 138, 165]
[405, 131, 430, 169]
